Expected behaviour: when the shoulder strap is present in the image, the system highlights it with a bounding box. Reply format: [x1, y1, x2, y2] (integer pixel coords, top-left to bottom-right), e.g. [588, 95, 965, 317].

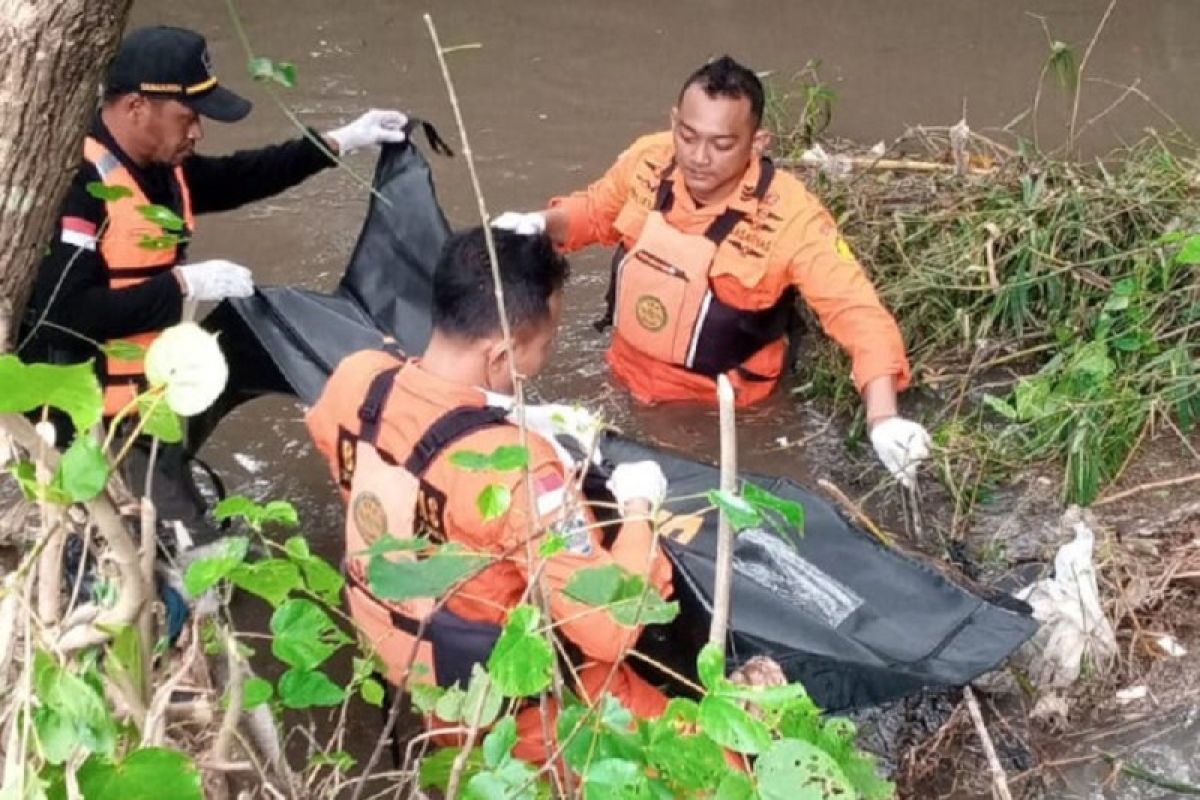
[403, 406, 510, 477]
[357, 366, 402, 446]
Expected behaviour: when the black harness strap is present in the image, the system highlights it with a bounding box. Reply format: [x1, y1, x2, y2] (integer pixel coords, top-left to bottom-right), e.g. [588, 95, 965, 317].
[403, 406, 510, 476]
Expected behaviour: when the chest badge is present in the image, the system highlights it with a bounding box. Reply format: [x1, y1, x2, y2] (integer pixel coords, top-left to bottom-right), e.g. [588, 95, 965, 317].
[635, 295, 668, 332]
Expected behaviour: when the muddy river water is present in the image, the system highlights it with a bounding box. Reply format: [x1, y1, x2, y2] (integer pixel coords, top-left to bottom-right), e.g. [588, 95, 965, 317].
[130, 0, 1200, 795]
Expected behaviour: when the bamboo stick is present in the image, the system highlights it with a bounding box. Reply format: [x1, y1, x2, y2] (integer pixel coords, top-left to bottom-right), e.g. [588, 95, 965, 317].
[708, 375, 737, 647]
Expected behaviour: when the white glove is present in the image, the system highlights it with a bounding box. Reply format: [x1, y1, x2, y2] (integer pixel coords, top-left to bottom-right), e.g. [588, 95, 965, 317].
[175, 259, 253, 302]
[869, 416, 932, 489]
[607, 461, 668, 510]
[491, 211, 547, 236]
[327, 108, 408, 155]
[517, 403, 602, 469]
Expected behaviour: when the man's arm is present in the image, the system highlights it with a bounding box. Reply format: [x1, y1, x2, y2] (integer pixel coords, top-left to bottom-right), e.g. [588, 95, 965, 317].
[182, 129, 337, 214]
[497, 460, 671, 665]
[23, 167, 183, 352]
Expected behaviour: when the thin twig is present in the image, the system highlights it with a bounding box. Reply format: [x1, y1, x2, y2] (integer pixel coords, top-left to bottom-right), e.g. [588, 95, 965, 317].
[1093, 471, 1200, 507]
[708, 375, 737, 646]
[963, 686, 1013, 800]
[1067, 0, 1119, 150]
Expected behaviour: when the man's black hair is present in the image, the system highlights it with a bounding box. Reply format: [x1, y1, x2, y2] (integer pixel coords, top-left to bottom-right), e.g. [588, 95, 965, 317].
[432, 227, 569, 339]
[679, 55, 765, 127]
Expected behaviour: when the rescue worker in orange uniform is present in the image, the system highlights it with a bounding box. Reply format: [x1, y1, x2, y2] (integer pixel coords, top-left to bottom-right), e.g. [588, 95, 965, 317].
[20, 26, 407, 435]
[494, 56, 931, 488]
[307, 227, 674, 763]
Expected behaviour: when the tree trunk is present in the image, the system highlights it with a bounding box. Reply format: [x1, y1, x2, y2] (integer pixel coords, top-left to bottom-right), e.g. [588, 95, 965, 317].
[0, 0, 133, 352]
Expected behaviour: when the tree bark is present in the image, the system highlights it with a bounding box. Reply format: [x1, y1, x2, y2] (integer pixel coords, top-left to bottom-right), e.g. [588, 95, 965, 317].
[0, 0, 133, 352]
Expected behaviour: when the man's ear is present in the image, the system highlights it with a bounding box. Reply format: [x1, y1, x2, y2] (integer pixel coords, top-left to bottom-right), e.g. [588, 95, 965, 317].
[752, 127, 772, 156]
[484, 338, 513, 382]
[122, 93, 148, 123]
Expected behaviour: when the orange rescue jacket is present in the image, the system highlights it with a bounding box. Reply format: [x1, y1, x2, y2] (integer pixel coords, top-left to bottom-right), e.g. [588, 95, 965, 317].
[306, 349, 674, 690]
[551, 132, 910, 407]
[82, 136, 195, 417]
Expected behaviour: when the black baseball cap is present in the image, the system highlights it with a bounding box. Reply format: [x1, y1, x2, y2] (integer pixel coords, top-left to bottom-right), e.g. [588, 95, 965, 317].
[106, 26, 252, 122]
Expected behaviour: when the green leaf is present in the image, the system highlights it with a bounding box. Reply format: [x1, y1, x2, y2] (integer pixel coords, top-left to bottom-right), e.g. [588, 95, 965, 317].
[450, 445, 530, 473]
[270, 598, 349, 670]
[360, 677, 385, 707]
[136, 394, 183, 443]
[563, 564, 679, 627]
[482, 716, 518, 770]
[982, 394, 1018, 420]
[643, 724, 729, 793]
[697, 643, 725, 691]
[260, 500, 299, 527]
[297, 555, 344, 605]
[557, 694, 639, 774]
[449, 449, 493, 471]
[359, 534, 431, 557]
[716, 681, 809, 712]
[698, 696, 771, 755]
[136, 204, 185, 231]
[85, 182, 133, 202]
[1174, 234, 1200, 265]
[137, 233, 183, 251]
[742, 482, 805, 529]
[755, 738, 855, 800]
[706, 489, 762, 531]
[477, 484, 512, 521]
[538, 533, 567, 557]
[54, 436, 108, 502]
[434, 685, 467, 722]
[490, 445, 531, 472]
[32, 651, 117, 764]
[582, 758, 652, 800]
[277, 668, 346, 708]
[241, 677, 273, 710]
[0, 356, 103, 432]
[715, 770, 755, 800]
[487, 604, 553, 698]
[247, 56, 297, 88]
[214, 496, 298, 531]
[11, 460, 70, 504]
[411, 682, 444, 715]
[466, 759, 542, 800]
[214, 496, 259, 524]
[75, 747, 203, 800]
[367, 543, 489, 602]
[284, 536, 311, 560]
[420, 747, 485, 791]
[229, 558, 302, 606]
[183, 536, 249, 596]
[100, 340, 146, 362]
[308, 750, 356, 772]
[103, 624, 145, 700]
[462, 664, 502, 726]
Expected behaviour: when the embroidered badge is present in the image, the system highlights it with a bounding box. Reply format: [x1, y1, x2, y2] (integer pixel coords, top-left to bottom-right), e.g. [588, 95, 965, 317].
[351, 490, 388, 545]
[635, 295, 668, 332]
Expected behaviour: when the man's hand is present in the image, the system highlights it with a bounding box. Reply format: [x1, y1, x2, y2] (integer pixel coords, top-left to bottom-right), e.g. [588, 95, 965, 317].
[607, 461, 667, 513]
[491, 211, 547, 236]
[327, 109, 408, 155]
[729, 655, 787, 688]
[174, 259, 253, 301]
[869, 416, 931, 489]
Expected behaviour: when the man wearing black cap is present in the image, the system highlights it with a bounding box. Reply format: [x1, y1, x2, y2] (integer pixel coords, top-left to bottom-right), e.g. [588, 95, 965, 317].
[20, 25, 407, 427]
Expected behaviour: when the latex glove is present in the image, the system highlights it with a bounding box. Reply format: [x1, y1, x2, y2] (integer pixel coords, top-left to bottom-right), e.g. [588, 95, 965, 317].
[519, 403, 602, 465]
[175, 259, 253, 302]
[607, 460, 668, 510]
[869, 416, 932, 489]
[491, 211, 546, 236]
[327, 109, 408, 155]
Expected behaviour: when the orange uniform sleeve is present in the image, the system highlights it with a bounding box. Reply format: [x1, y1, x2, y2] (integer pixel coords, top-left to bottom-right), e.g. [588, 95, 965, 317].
[548, 139, 648, 252]
[785, 207, 912, 392]
[491, 456, 674, 665]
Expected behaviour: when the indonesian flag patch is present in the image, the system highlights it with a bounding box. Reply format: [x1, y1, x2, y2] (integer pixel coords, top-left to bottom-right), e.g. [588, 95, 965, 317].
[60, 216, 98, 251]
[534, 471, 566, 516]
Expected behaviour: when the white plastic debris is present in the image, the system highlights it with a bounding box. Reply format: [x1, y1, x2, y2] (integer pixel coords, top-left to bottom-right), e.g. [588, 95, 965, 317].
[869, 141, 887, 157]
[1154, 634, 1188, 658]
[1011, 506, 1118, 690]
[798, 144, 853, 180]
[1115, 685, 1148, 704]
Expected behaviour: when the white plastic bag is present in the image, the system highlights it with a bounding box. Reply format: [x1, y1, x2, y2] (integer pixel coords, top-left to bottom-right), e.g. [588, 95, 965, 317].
[1013, 506, 1117, 689]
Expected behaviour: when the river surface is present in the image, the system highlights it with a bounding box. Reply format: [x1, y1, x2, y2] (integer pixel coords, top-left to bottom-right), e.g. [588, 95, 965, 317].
[129, 1, 1200, 795]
